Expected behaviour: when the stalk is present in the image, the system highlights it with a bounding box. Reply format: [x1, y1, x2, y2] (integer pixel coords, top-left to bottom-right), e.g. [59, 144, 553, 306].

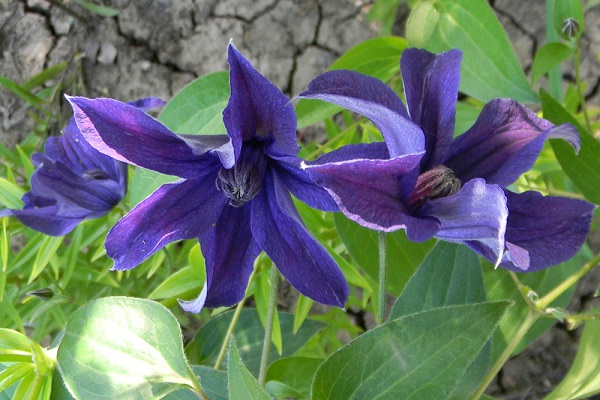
[377, 231, 388, 325]
[258, 266, 280, 386]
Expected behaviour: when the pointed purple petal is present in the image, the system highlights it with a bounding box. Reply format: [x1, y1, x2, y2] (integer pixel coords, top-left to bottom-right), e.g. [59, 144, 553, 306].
[251, 171, 349, 307]
[67, 96, 222, 179]
[271, 155, 338, 212]
[299, 70, 425, 157]
[224, 44, 299, 159]
[126, 97, 166, 112]
[498, 190, 594, 272]
[0, 206, 82, 236]
[304, 149, 439, 239]
[420, 178, 508, 266]
[401, 48, 462, 169]
[180, 204, 260, 312]
[107, 173, 226, 270]
[446, 99, 579, 187]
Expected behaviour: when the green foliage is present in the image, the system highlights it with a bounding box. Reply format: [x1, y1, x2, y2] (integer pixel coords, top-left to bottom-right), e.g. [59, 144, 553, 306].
[227, 338, 273, 400]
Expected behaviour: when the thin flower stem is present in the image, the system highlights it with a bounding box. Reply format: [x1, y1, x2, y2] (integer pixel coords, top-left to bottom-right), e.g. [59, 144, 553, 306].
[214, 268, 258, 370]
[471, 311, 539, 399]
[258, 265, 280, 386]
[537, 252, 600, 309]
[377, 231, 388, 325]
[574, 47, 593, 134]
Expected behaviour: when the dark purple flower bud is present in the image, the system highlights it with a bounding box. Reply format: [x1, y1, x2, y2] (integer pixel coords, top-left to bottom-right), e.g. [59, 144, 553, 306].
[407, 165, 462, 211]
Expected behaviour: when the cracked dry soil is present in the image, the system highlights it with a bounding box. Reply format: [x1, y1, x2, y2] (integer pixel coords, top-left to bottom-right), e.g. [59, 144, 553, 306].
[1, 1, 600, 399]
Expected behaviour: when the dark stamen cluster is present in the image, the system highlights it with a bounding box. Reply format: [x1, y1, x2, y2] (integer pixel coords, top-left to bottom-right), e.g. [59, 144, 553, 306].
[217, 163, 263, 207]
[407, 165, 462, 211]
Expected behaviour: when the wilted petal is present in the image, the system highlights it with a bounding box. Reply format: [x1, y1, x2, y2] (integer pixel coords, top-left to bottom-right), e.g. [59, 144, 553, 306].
[107, 173, 226, 270]
[498, 190, 594, 272]
[0, 206, 81, 236]
[446, 99, 579, 187]
[299, 70, 425, 157]
[420, 178, 508, 266]
[67, 96, 220, 179]
[401, 48, 461, 169]
[271, 155, 338, 212]
[251, 172, 349, 307]
[304, 149, 436, 238]
[180, 204, 260, 313]
[224, 44, 299, 159]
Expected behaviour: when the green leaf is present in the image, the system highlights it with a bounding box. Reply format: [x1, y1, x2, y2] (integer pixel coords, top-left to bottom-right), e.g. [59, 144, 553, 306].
[265, 357, 321, 400]
[296, 37, 407, 129]
[0, 76, 48, 111]
[73, 0, 119, 17]
[227, 338, 272, 400]
[334, 214, 435, 296]
[254, 267, 282, 354]
[160, 71, 229, 135]
[164, 366, 228, 400]
[406, 0, 538, 103]
[57, 297, 198, 400]
[22, 62, 68, 91]
[148, 243, 205, 300]
[485, 255, 580, 363]
[194, 309, 324, 376]
[292, 294, 313, 334]
[0, 178, 26, 209]
[544, 318, 600, 399]
[29, 235, 63, 283]
[311, 302, 511, 399]
[389, 242, 489, 400]
[541, 90, 600, 204]
[367, 0, 402, 35]
[531, 43, 573, 85]
[129, 168, 178, 209]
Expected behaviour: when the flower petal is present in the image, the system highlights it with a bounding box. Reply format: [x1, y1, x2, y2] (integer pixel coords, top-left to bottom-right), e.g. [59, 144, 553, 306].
[251, 171, 349, 307]
[401, 48, 461, 169]
[304, 148, 437, 238]
[0, 206, 82, 236]
[180, 204, 260, 313]
[107, 172, 226, 270]
[299, 70, 424, 158]
[446, 99, 579, 187]
[67, 96, 222, 179]
[498, 190, 594, 272]
[224, 44, 299, 159]
[126, 97, 166, 113]
[420, 178, 508, 266]
[271, 155, 338, 212]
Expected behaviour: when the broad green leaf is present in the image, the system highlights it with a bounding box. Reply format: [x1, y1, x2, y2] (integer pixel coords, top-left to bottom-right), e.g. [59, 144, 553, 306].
[265, 357, 322, 400]
[194, 309, 324, 376]
[0, 178, 25, 209]
[57, 297, 198, 400]
[389, 242, 488, 400]
[544, 319, 600, 399]
[311, 302, 510, 399]
[29, 235, 63, 283]
[531, 43, 573, 84]
[485, 255, 580, 363]
[228, 338, 272, 400]
[160, 71, 229, 135]
[542, 90, 600, 204]
[334, 214, 435, 296]
[406, 0, 538, 103]
[165, 366, 227, 400]
[296, 37, 407, 129]
[73, 0, 119, 16]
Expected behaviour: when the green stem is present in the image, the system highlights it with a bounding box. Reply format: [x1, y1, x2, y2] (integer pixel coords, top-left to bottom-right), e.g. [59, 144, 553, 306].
[25, 373, 46, 400]
[214, 297, 246, 370]
[471, 311, 539, 399]
[537, 252, 600, 309]
[258, 266, 280, 386]
[377, 231, 388, 325]
[574, 47, 593, 134]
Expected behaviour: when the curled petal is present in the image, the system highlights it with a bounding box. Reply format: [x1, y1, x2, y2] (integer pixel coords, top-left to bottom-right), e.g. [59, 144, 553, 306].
[446, 99, 579, 187]
[224, 43, 299, 159]
[420, 178, 508, 267]
[401, 48, 462, 169]
[299, 70, 425, 158]
[67, 96, 221, 179]
[499, 190, 594, 272]
[0, 206, 82, 236]
[107, 173, 226, 270]
[180, 204, 260, 313]
[251, 171, 349, 307]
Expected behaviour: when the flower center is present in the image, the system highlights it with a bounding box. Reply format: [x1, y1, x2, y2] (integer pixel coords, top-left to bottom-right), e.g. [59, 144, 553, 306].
[83, 169, 111, 180]
[216, 144, 266, 207]
[407, 165, 462, 211]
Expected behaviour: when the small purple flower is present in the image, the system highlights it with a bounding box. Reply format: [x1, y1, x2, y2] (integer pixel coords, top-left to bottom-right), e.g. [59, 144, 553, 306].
[66, 44, 348, 312]
[1, 98, 165, 236]
[301, 48, 594, 272]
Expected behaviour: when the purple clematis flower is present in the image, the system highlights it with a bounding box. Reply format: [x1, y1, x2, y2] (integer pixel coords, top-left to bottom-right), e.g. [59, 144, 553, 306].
[301, 48, 594, 272]
[1, 97, 165, 236]
[66, 44, 349, 312]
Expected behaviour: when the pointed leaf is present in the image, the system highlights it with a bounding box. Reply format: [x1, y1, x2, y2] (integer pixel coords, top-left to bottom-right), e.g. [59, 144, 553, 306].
[311, 302, 511, 399]
[227, 338, 272, 400]
[266, 357, 322, 400]
[531, 43, 573, 84]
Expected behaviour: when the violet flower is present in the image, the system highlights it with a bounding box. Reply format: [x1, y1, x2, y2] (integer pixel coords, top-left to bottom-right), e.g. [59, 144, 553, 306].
[301, 48, 594, 272]
[1, 98, 165, 236]
[66, 44, 348, 312]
